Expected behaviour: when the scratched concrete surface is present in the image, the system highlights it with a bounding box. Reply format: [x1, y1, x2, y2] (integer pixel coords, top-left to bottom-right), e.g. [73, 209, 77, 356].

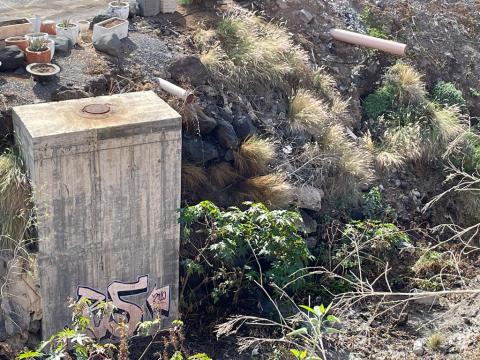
[0, 0, 107, 22]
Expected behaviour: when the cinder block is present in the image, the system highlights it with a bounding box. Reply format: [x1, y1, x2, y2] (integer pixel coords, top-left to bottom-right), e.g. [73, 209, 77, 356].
[137, 0, 160, 17]
[13, 91, 182, 338]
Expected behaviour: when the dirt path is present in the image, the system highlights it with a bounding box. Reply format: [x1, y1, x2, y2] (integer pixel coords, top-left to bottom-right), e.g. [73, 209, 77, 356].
[0, 0, 108, 22]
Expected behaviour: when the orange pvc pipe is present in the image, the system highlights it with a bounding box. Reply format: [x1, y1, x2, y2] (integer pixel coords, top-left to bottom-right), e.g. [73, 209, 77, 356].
[330, 29, 406, 56]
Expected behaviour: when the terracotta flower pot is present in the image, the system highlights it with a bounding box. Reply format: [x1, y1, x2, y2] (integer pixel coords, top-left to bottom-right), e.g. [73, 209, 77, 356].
[40, 20, 57, 35]
[25, 48, 51, 64]
[5, 36, 28, 52]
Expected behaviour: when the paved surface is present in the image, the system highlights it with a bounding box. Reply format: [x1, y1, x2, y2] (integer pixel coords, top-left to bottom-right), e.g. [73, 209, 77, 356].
[0, 0, 107, 22]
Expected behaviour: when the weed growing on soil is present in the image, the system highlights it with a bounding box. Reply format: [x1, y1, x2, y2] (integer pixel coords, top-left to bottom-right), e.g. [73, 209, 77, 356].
[427, 332, 445, 352]
[363, 63, 467, 170]
[196, 6, 309, 87]
[217, 283, 341, 360]
[362, 186, 396, 221]
[412, 250, 452, 277]
[234, 173, 293, 208]
[333, 220, 410, 280]
[179, 201, 311, 309]
[432, 81, 466, 109]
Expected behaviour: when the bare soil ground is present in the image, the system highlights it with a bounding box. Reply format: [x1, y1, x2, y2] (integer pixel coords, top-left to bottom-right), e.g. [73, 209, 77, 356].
[0, 0, 107, 22]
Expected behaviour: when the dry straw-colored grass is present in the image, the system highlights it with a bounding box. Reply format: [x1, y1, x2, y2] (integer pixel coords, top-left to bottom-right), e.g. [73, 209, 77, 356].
[0, 149, 31, 249]
[182, 163, 208, 195]
[208, 162, 239, 188]
[288, 89, 331, 138]
[384, 62, 426, 106]
[233, 136, 275, 177]
[234, 173, 293, 209]
[196, 7, 309, 87]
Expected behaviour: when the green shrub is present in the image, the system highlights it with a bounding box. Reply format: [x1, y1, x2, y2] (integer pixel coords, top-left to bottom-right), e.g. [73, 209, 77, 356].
[363, 84, 396, 119]
[432, 81, 466, 109]
[362, 186, 396, 221]
[333, 220, 410, 278]
[179, 201, 312, 306]
[360, 6, 389, 39]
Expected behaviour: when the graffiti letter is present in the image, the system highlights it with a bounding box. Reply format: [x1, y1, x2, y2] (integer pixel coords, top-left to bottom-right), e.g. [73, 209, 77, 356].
[77, 286, 108, 339]
[146, 285, 170, 317]
[105, 275, 148, 337]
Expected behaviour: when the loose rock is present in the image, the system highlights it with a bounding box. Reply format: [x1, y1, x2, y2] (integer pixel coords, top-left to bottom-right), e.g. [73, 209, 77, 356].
[293, 185, 324, 211]
[298, 9, 314, 24]
[51, 87, 90, 101]
[168, 56, 209, 86]
[183, 138, 219, 163]
[215, 120, 239, 149]
[93, 33, 122, 57]
[232, 114, 256, 140]
[413, 339, 424, 356]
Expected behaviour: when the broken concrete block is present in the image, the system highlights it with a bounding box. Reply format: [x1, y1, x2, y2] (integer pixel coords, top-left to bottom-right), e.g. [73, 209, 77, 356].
[137, 0, 160, 17]
[298, 9, 314, 24]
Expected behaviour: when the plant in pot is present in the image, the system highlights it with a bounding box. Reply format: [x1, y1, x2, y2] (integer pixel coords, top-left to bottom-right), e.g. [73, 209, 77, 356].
[25, 38, 51, 64]
[56, 18, 79, 45]
[108, 1, 130, 19]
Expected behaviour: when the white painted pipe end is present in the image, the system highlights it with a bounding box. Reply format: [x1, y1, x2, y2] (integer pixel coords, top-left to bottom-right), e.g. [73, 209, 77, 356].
[157, 78, 194, 104]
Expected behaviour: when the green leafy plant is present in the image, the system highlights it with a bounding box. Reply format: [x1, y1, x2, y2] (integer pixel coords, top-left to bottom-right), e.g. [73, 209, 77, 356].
[333, 220, 410, 278]
[362, 186, 396, 221]
[363, 84, 396, 119]
[432, 81, 466, 109]
[217, 287, 341, 360]
[180, 201, 312, 307]
[58, 18, 73, 28]
[28, 38, 48, 52]
[360, 6, 390, 39]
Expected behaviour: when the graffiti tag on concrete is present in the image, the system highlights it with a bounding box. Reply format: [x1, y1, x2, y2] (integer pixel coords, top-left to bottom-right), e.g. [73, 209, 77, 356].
[76, 275, 170, 339]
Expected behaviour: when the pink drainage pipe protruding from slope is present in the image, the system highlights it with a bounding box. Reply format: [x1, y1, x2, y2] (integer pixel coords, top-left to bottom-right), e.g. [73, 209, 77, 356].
[157, 78, 194, 104]
[330, 28, 406, 56]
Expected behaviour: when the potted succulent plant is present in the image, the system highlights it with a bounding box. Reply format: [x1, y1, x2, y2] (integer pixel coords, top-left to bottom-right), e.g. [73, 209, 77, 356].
[5, 36, 28, 52]
[56, 18, 79, 45]
[25, 38, 51, 64]
[108, 1, 130, 19]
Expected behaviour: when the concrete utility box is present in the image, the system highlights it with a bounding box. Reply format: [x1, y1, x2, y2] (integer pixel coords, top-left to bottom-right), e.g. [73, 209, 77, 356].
[13, 91, 182, 338]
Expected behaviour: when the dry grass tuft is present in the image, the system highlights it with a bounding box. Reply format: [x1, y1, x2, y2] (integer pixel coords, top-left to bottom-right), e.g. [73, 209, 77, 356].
[234, 173, 293, 209]
[233, 136, 275, 177]
[182, 163, 208, 195]
[198, 7, 309, 87]
[288, 89, 331, 138]
[199, 46, 230, 75]
[0, 149, 31, 249]
[384, 63, 426, 106]
[208, 162, 239, 188]
[193, 28, 217, 51]
[312, 67, 337, 99]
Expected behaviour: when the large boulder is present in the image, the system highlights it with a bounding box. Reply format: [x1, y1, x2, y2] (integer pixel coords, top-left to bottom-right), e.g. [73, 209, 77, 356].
[168, 56, 209, 86]
[93, 33, 122, 57]
[232, 114, 256, 140]
[183, 138, 219, 163]
[0, 46, 24, 72]
[214, 120, 239, 149]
